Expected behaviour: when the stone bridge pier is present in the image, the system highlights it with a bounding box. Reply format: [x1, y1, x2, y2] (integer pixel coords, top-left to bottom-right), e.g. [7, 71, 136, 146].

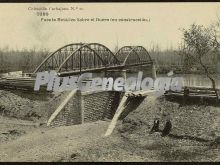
[46, 65, 155, 127]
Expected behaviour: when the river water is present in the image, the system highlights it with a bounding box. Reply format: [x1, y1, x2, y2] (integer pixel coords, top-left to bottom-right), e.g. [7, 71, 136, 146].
[127, 72, 220, 89]
[176, 74, 220, 89]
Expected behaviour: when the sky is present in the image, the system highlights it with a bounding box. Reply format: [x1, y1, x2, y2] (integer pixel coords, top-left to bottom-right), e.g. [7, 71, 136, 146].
[0, 3, 220, 51]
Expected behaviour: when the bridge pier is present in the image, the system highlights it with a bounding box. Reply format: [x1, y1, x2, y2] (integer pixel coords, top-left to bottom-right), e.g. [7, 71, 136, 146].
[45, 63, 156, 127]
[152, 63, 157, 80]
[46, 87, 154, 128]
[47, 90, 125, 127]
[104, 69, 127, 79]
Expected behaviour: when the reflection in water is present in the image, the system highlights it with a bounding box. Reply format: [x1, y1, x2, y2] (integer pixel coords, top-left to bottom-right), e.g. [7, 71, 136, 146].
[181, 74, 220, 89]
[127, 72, 220, 89]
[156, 74, 220, 89]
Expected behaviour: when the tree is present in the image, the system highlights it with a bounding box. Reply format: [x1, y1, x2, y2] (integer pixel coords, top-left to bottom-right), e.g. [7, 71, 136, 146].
[179, 23, 219, 99]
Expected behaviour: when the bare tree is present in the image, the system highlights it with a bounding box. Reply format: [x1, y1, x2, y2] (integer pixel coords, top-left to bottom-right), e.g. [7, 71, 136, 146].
[179, 23, 219, 99]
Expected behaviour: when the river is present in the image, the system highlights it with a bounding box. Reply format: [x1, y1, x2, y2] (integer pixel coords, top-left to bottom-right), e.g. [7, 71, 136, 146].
[127, 72, 220, 89]
[176, 74, 220, 89]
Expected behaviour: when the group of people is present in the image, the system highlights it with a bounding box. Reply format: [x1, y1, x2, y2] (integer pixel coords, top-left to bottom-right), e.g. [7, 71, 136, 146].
[150, 107, 172, 137]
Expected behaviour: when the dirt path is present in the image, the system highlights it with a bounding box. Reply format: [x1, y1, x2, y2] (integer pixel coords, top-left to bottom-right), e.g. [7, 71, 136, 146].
[0, 116, 40, 144]
[0, 121, 109, 162]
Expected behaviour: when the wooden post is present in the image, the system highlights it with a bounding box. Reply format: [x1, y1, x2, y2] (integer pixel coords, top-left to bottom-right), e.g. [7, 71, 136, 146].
[104, 95, 128, 136]
[104, 90, 155, 137]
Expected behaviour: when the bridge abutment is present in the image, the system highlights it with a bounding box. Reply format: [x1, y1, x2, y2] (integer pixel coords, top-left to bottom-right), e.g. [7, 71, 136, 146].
[47, 65, 155, 127]
[48, 90, 125, 127]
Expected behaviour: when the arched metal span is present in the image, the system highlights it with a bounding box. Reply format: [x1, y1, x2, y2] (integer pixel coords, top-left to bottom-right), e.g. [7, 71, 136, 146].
[34, 43, 120, 73]
[33, 43, 153, 75]
[114, 46, 153, 65]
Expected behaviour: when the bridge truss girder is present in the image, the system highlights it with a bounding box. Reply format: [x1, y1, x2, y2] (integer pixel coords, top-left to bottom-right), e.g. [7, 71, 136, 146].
[33, 43, 153, 75]
[114, 46, 152, 66]
[34, 43, 120, 73]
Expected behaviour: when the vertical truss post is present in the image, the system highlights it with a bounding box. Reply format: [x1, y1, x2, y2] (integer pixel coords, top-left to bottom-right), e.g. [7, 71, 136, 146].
[79, 49, 82, 75]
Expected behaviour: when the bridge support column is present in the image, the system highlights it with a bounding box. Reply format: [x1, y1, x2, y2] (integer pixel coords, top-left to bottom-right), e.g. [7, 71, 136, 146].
[152, 63, 157, 80]
[104, 69, 127, 80]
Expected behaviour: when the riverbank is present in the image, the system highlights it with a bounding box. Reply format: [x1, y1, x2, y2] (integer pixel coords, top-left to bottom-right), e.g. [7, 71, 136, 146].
[0, 94, 219, 162]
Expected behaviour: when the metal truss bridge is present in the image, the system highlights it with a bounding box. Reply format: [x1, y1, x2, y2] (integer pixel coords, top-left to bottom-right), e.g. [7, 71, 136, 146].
[0, 43, 154, 91]
[33, 43, 153, 76]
